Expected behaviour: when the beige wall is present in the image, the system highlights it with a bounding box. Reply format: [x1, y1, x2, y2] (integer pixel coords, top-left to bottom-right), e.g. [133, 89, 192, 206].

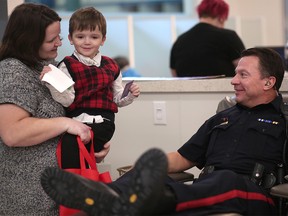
[228, 0, 285, 47]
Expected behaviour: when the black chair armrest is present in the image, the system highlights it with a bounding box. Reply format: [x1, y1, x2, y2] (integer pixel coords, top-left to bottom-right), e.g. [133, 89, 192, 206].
[168, 172, 194, 183]
[270, 184, 288, 199]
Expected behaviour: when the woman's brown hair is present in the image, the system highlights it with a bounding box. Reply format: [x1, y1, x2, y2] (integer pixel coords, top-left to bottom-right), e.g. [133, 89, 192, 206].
[0, 3, 61, 68]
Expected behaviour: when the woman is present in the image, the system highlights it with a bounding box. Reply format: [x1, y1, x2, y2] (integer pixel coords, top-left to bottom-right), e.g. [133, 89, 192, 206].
[170, 0, 245, 77]
[0, 3, 109, 215]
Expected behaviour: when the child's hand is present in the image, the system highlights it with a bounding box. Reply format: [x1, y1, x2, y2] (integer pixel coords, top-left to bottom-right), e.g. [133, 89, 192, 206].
[129, 83, 140, 97]
[95, 142, 111, 163]
[39, 65, 52, 80]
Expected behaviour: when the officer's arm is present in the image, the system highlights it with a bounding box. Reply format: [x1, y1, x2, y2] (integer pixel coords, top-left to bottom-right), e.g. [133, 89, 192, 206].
[167, 151, 196, 173]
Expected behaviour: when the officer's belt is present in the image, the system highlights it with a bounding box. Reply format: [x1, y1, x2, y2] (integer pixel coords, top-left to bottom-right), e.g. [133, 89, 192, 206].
[199, 165, 276, 189]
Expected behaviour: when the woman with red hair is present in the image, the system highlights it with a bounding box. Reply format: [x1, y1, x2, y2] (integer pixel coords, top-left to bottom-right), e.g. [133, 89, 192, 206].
[170, 0, 245, 78]
[197, 0, 229, 24]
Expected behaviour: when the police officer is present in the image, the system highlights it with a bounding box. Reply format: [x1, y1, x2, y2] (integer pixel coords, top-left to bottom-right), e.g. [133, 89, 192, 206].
[41, 47, 286, 215]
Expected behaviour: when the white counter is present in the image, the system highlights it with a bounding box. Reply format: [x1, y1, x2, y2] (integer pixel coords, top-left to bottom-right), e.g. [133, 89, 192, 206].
[124, 76, 288, 93]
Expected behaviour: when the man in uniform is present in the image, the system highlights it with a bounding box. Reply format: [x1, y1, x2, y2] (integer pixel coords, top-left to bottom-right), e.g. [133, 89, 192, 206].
[41, 47, 286, 215]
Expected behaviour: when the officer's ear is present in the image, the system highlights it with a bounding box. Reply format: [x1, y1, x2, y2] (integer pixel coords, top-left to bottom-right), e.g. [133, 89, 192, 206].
[264, 76, 276, 90]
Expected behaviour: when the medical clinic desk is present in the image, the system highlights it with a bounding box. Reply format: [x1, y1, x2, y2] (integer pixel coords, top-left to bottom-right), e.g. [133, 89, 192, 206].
[106, 76, 288, 180]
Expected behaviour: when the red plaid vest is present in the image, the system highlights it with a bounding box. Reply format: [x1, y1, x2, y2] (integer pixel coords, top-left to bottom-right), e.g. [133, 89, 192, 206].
[63, 55, 120, 115]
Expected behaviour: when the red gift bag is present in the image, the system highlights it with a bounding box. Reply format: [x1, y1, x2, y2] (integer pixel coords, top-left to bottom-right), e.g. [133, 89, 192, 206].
[56, 130, 112, 216]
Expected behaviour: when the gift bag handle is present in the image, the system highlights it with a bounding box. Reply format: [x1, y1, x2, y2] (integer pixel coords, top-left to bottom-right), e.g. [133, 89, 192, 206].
[57, 130, 97, 170]
[77, 130, 97, 170]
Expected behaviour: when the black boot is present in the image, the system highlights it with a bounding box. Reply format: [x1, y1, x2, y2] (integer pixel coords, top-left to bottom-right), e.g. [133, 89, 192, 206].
[41, 148, 169, 216]
[41, 167, 119, 215]
[111, 148, 169, 215]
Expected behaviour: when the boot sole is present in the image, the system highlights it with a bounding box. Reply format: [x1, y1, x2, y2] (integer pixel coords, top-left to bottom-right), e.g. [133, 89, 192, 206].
[113, 148, 168, 215]
[41, 167, 117, 216]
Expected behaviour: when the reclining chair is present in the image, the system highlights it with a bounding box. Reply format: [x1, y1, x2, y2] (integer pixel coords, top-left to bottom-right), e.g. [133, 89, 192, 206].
[270, 169, 288, 216]
[270, 96, 288, 216]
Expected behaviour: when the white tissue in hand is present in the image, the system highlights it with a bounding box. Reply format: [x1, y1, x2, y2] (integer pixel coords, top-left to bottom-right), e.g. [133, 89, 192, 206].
[42, 64, 74, 93]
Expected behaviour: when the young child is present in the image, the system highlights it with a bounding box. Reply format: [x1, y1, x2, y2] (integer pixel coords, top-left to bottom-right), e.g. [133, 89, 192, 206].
[41, 7, 140, 168]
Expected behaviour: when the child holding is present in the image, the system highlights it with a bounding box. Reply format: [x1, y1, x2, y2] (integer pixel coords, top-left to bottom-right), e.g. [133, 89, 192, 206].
[41, 7, 140, 168]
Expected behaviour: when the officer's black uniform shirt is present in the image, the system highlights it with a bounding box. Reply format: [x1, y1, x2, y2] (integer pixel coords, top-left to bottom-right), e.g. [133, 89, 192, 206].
[178, 95, 286, 175]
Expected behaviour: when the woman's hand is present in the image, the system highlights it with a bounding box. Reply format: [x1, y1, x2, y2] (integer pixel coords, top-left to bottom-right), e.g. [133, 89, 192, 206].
[95, 142, 111, 163]
[65, 118, 92, 144]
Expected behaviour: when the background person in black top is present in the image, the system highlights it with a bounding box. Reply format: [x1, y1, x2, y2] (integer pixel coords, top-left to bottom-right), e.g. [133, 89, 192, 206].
[170, 0, 245, 77]
[42, 47, 285, 215]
